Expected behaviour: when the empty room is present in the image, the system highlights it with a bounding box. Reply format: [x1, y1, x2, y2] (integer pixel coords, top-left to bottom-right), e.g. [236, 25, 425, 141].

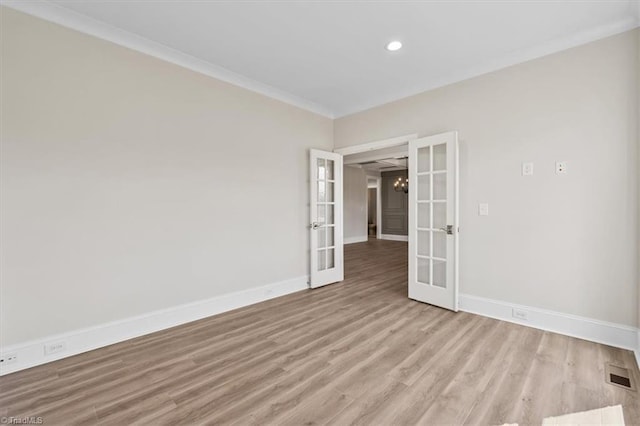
[1, 1, 639, 425]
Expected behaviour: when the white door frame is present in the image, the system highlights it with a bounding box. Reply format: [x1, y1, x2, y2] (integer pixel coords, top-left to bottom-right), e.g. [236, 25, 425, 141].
[336, 131, 459, 311]
[335, 133, 418, 157]
[366, 177, 382, 240]
[338, 134, 417, 244]
[376, 177, 382, 240]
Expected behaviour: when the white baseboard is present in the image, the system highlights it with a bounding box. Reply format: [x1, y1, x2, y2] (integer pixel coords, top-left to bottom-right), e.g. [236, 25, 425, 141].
[3, 284, 637, 376]
[344, 235, 368, 244]
[459, 293, 639, 353]
[379, 234, 408, 242]
[636, 330, 640, 371]
[0, 276, 309, 376]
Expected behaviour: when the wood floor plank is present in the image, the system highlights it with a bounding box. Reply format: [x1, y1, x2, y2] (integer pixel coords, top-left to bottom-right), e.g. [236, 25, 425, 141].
[1, 238, 638, 425]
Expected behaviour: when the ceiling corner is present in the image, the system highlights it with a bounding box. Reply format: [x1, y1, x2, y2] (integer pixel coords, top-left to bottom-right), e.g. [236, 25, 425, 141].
[0, 0, 336, 119]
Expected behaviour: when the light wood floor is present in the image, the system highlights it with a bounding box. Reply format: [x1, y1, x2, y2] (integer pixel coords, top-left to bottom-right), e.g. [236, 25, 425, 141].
[1, 238, 639, 425]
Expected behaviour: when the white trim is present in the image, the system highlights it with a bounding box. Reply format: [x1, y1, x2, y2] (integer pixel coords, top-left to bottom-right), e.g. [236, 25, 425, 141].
[376, 179, 382, 240]
[0, 0, 333, 119]
[344, 236, 368, 245]
[4, 1, 637, 120]
[459, 293, 639, 352]
[334, 134, 418, 156]
[0, 276, 309, 376]
[363, 172, 369, 242]
[379, 234, 408, 242]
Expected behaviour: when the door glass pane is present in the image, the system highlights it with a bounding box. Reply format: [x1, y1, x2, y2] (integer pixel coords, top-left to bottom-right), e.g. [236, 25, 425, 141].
[326, 159, 334, 180]
[318, 227, 326, 248]
[418, 175, 430, 201]
[433, 143, 446, 171]
[418, 146, 431, 173]
[433, 260, 446, 288]
[433, 202, 446, 229]
[417, 231, 430, 256]
[433, 173, 446, 200]
[318, 181, 326, 202]
[327, 226, 334, 247]
[418, 203, 431, 228]
[317, 204, 326, 223]
[326, 204, 334, 225]
[417, 257, 430, 284]
[317, 158, 326, 180]
[317, 249, 326, 271]
[326, 182, 334, 202]
[327, 248, 335, 269]
[433, 231, 446, 258]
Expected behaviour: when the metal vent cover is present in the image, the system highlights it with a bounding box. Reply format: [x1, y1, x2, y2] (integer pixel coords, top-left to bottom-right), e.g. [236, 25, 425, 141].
[605, 364, 635, 391]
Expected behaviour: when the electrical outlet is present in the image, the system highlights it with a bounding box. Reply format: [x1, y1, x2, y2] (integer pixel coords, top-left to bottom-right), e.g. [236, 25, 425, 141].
[522, 162, 534, 176]
[44, 341, 66, 356]
[512, 308, 529, 321]
[0, 353, 18, 365]
[478, 203, 489, 216]
[556, 161, 567, 174]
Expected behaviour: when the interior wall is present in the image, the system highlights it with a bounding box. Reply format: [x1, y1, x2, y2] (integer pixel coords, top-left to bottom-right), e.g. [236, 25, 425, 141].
[335, 30, 639, 327]
[0, 8, 333, 347]
[381, 170, 409, 236]
[343, 166, 368, 242]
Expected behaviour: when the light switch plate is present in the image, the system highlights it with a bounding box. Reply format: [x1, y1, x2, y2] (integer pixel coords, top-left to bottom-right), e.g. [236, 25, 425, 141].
[522, 162, 534, 176]
[478, 203, 489, 216]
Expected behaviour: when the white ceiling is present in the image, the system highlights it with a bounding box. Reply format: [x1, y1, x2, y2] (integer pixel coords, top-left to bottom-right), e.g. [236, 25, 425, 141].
[6, 1, 640, 118]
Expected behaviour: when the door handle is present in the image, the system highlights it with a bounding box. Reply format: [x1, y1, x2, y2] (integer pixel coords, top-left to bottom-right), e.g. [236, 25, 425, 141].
[311, 222, 323, 230]
[439, 225, 454, 235]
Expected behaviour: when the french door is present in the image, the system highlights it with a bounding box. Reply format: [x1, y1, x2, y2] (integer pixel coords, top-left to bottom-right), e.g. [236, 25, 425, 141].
[408, 131, 459, 311]
[309, 149, 344, 288]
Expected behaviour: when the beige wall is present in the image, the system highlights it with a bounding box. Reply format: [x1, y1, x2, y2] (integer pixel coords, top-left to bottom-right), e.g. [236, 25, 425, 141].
[0, 8, 333, 346]
[2, 6, 638, 350]
[335, 30, 639, 327]
[343, 166, 367, 241]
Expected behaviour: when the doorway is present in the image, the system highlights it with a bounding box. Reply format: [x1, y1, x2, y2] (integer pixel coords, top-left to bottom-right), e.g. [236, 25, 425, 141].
[309, 132, 459, 311]
[367, 180, 377, 239]
[345, 157, 409, 244]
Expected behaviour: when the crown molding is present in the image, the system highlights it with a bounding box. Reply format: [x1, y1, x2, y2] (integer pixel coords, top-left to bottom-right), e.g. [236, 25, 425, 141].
[2, 1, 637, 120]
[335, 15, 640, 118]
[0, 0, 335, 119]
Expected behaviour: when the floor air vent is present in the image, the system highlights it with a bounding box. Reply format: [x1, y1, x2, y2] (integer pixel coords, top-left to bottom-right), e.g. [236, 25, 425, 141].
[605, 364, 635, 391]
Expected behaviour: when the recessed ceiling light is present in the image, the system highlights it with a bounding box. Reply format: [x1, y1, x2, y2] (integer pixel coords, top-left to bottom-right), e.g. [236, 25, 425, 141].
[386, 41, 402, 52]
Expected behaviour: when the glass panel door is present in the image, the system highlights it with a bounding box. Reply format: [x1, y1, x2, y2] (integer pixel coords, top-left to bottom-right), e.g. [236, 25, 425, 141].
[310, 150, 344, 288]
[408, 132, 458, 311]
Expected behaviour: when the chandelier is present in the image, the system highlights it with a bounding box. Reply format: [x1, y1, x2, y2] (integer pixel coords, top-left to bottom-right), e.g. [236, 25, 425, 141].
[393, 176, 408, 193]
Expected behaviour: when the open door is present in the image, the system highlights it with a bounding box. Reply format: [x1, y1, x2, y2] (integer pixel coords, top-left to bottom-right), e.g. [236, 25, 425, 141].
[309, 149, 344, 288]
[408, 131, 459, 311]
